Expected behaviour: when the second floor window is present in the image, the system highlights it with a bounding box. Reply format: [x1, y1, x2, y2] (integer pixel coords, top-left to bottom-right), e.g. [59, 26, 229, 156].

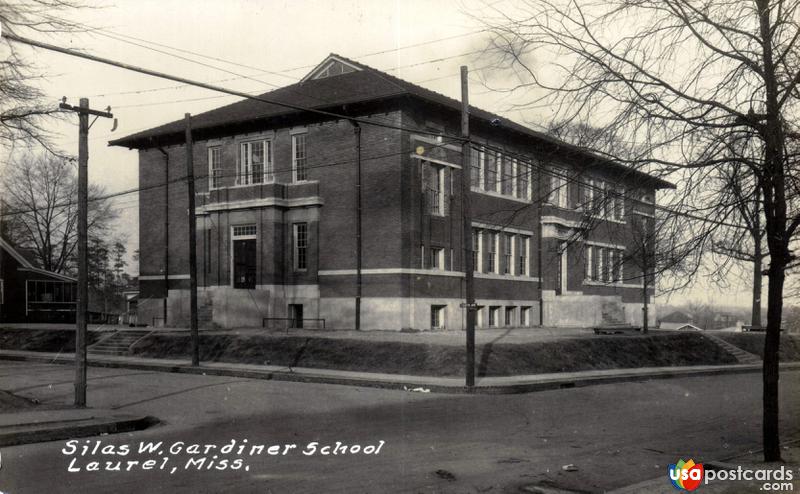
[612, 187, 625, 221]
[484, 151, 498, 192]
[503, 234, 514, 274]
[293, 133, 308, 182]
[501, 156, 514, 195]
[470, 148, 484, 189]
[519, 236, 529, 276]
[209, 146, 223, 189]
[487, 232, 498, 273]
[423, 162, 447, 216]
[517, 163, 529, 200]
[239, 140, 273, 185]
[472, 229, 482, 272]
[549, 168, 568, 208]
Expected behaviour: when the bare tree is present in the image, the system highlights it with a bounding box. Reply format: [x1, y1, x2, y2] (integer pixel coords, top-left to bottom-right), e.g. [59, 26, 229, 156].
[0, 151, 115, 274]
[710, 163, 767, 327]
[0, 0, 85, 154]
[475, 0, 800, 460]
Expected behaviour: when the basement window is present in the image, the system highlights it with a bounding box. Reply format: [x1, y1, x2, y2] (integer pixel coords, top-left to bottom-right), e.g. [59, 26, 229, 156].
[521, 306, 531, 327]
[505, 306, 516, 326]
[488, 306, 500, 327]
[431, 305, 446, 329]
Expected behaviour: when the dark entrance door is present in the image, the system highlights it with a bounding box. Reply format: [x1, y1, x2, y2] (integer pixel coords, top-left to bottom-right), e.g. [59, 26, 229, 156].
[233, 239, 256, 289]
[289, 304, 303, 328]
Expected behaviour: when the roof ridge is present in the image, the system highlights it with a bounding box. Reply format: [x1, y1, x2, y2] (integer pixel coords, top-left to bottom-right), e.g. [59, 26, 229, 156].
[107, 54, 673, 189]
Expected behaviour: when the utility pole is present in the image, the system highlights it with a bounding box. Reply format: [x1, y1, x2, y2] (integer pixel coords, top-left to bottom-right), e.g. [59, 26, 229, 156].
[460, 66, 476, 388]
[185, 114, 200, 366]
[59, 98, 113, 407]
[353, 123, 363, 331]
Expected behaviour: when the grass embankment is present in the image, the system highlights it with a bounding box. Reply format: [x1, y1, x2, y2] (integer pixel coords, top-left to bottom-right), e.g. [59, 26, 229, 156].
[128, 331, 737, 377]
[0, 328, 740, 376]
[715, 333, 800, 361]
[0, 328, 100, 353]
[0, 390, 38, 412]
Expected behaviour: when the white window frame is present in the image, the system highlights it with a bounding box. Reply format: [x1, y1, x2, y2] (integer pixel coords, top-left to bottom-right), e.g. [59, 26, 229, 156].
[503, 233, 514, 275]
[519, 236, 530, 276]
[485, 151, 498, 192]
[596, 247, 604, 282]
[292, 132, 308, 183]
[208, 146, 223, 190]
[550, 168, 568, 208]
[430, 247, 444, 271]
[471, 148, 485, 191]
[517, 160, 531, 200]
[614, 187, 626, 221]
[560, 241, 568, 293]
[487, 232, 499, 274]
[585, 245, 593, 280]
[473, 229, 483, 273]
[238, 140, 273, 185]
[293, 223, 308, 271]
[433, 165, 445, 216]
[501, 154, 514, 195]
[511, 159, 518, 197]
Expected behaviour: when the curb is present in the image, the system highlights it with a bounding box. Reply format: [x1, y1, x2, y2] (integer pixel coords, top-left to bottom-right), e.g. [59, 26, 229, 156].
[1, 351, 798, 395]
[0, 415, 159, 447]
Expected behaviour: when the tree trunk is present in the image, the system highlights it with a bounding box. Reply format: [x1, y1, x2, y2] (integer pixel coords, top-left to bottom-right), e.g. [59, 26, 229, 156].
[756, 0, 786, 462]
[763, 261, 784, 461]
[642, 252, 649, 333]
[752, 242, 762, 328]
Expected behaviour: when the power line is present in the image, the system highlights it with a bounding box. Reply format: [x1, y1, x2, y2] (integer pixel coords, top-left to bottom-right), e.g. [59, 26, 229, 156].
[94, 29, 300, 82]
[469, 142, 745, 229]
[0, 140, 462, 218]
[75, 28, 488, 98]
[4, 30, 731, 229]
[4, 137, 743, 231]
[3, 32, 464, 141]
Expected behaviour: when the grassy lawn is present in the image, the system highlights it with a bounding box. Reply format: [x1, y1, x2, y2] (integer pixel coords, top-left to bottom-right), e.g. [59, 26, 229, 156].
[128, 331, 737, 377]
[715, 332, 800, 361]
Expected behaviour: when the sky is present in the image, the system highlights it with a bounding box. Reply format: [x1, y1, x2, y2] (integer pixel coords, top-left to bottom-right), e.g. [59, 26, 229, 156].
[0, 0, 762, 308]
